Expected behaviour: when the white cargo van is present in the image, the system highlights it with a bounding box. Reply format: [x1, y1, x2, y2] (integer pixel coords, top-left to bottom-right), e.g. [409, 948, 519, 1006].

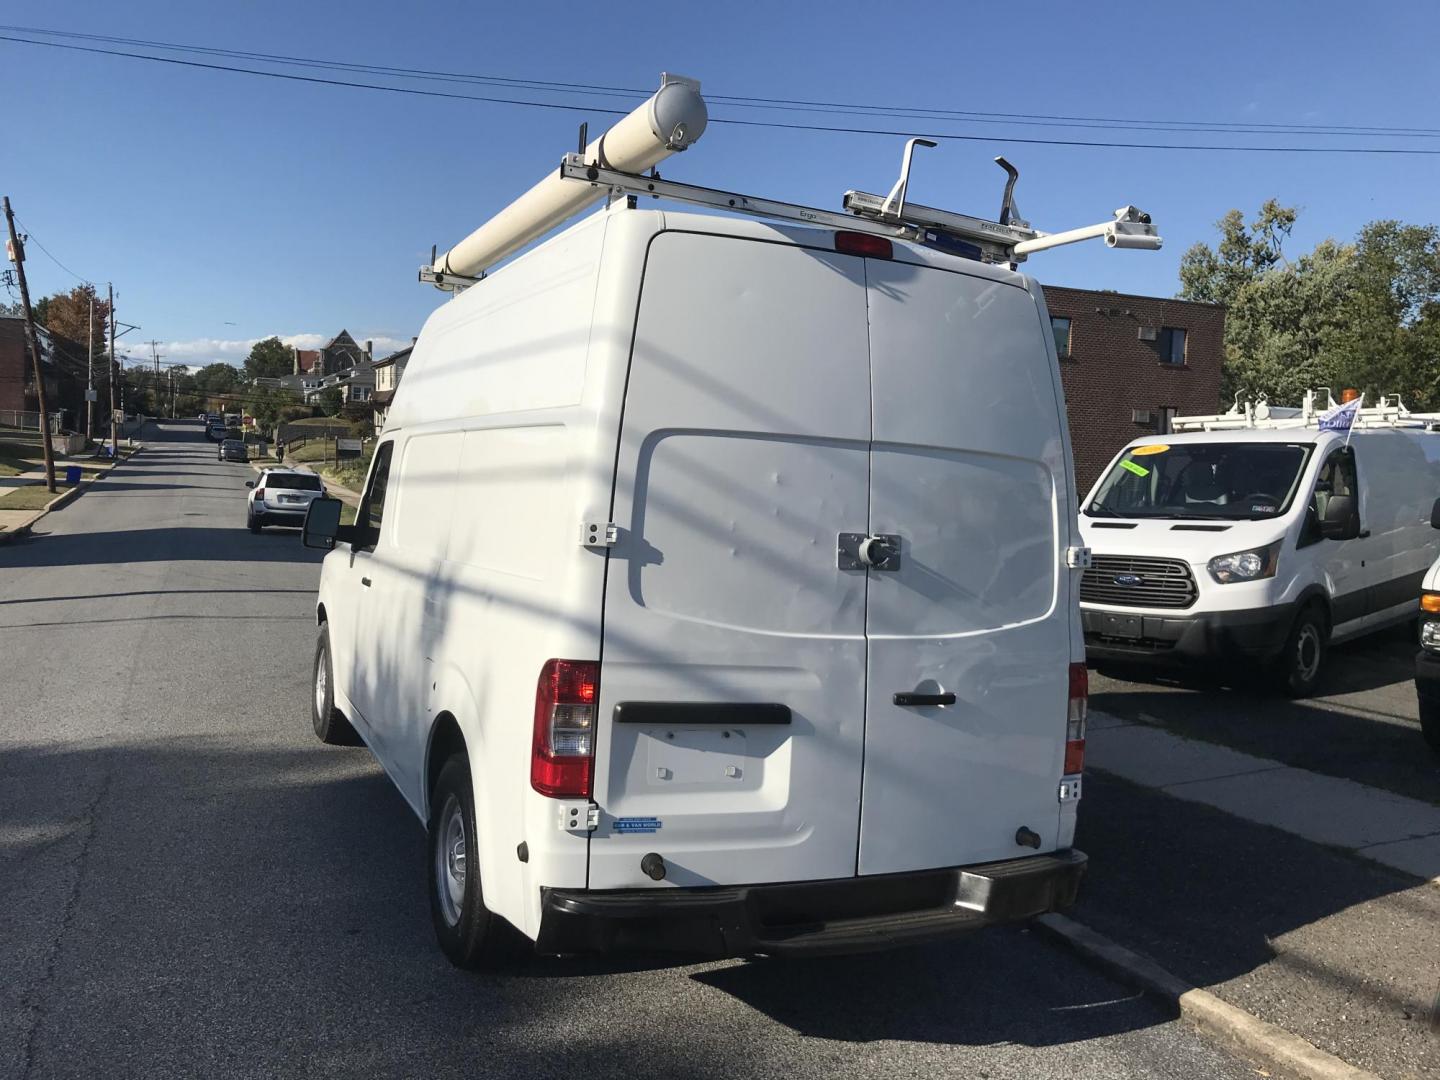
[1080, 397, 1440, 695]
[299, 79, 1165, 965]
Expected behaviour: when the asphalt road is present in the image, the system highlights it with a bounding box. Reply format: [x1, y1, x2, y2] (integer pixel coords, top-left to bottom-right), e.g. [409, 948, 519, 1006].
[0, 421, 1258, 1080]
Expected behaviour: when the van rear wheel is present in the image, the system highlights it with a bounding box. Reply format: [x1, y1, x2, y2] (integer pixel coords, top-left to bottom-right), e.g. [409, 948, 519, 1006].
[427, 755, 524, 969]
[1274, 603, 1328, 698]
[312, 623, 361, 745]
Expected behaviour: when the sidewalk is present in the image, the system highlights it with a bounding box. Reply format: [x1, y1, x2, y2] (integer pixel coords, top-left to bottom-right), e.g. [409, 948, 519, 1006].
[1072, 714, 1440, 1077]
[1088, 710, 1440, 881]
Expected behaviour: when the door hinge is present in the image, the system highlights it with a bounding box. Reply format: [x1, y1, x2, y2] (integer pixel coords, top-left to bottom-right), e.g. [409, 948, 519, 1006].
[581, 521, 619, 549]
[1065, 545, 1092, 569]
[1058, 778, 1083, 802]
[559, 801, 600, 833]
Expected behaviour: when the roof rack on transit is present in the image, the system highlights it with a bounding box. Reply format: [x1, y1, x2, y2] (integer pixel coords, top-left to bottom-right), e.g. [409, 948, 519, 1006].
[1172, 390, 1440, 432]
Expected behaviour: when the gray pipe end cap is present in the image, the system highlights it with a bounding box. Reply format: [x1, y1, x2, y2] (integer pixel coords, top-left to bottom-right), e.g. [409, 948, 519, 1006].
[650, 80, 708, 151]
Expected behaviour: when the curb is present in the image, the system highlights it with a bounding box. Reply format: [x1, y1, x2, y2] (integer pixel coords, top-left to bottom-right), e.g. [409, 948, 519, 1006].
[0, 446, 143, 545]
[1035, 914, 1382, 1080]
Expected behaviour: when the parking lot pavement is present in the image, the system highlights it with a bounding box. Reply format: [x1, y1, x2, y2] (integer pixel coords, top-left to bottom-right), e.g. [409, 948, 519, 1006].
[0, 421, 1260, 1080]
[1090, 630, 1438, 806]
[1083, 651, 1440, 1078]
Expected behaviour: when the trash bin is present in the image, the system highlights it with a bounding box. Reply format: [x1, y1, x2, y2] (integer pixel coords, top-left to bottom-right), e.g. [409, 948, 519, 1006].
[65, 465, 81, 484]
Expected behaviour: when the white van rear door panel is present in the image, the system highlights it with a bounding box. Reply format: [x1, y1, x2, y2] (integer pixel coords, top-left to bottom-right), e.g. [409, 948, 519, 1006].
[859, 262, 1069, 874]
[592, 232, 871, 889]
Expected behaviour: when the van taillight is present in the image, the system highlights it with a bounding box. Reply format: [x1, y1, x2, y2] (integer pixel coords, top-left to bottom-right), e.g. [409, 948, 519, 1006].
[1064, 662, 1087, 775]
[835, 231, 893, 259]
[531, 659, 598, 798]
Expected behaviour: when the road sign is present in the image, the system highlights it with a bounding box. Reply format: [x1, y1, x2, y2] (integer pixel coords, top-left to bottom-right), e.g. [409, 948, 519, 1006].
[336, 437, 362, 459]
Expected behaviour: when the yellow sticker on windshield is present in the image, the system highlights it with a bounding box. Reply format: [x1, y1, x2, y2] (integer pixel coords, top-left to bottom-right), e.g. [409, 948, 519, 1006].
[1132, 444, 1170, 456]
[1120, 459, 1150, 478]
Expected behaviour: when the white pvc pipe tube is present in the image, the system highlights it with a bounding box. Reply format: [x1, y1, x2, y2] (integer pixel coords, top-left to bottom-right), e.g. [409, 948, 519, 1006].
[435, 74, 708, 279]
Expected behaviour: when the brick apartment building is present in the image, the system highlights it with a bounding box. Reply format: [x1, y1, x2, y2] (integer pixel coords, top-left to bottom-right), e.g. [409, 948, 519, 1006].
[1041, 286, 1226, 494]
[0, 315, 89, 427]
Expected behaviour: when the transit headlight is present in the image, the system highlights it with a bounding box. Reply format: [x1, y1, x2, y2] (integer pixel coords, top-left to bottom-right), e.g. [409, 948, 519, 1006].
[1421, 620, 1440, 653]
[1207, 541, 1281, 585]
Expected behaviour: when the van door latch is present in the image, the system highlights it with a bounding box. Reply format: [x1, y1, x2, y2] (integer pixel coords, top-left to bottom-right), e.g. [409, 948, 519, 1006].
[581, 521, 619, 548]
[1065, 546, 1092, 569]
[837, 532, 901, 571]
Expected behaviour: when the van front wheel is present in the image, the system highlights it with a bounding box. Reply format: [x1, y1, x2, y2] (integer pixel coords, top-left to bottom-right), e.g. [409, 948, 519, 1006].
[428, 756, 522, 969]
[1421, 699, 1440, 755]
[1275, 604, 1328, 698]
[312, 623, 361, 745]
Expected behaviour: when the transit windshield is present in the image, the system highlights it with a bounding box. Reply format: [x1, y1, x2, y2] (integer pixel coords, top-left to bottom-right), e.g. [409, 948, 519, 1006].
[1085, 441, 1313, 521]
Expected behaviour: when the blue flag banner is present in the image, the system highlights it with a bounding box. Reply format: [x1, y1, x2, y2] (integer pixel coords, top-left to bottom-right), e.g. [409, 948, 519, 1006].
[1318, 398, 1362, 432]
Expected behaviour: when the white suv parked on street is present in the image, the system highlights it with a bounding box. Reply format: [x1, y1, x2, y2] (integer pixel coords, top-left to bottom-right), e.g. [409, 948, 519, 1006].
[246, 468, 326, 533]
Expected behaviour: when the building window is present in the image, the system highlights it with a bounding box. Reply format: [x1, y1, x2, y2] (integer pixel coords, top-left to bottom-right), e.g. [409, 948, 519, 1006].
[1158, 327, 1187, 365]
[1051, 316, 1072, 358]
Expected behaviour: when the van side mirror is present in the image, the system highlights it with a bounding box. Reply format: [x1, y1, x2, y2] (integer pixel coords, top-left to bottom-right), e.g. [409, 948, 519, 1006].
[1431, 496, 1440, 530]
[244, 480, 255, 488]
[1319, 494, 1360, 541]
[303, 497, 347, 550]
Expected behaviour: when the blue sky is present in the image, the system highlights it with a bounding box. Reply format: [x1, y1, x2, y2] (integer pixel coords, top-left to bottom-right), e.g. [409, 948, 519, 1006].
[2, 0, 1437, 369]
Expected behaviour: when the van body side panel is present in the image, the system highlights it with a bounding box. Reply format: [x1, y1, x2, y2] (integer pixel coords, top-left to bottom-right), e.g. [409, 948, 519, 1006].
[859, 261, 1070, 874]
[360, 212, 614, 936]
[591, 231, 873, 890]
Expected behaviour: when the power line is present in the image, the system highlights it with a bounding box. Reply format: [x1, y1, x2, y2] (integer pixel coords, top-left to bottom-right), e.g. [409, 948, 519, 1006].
[11, 216, 92, 283]
[4, 30, 1440, 156]
[6, 23, 1440, 139]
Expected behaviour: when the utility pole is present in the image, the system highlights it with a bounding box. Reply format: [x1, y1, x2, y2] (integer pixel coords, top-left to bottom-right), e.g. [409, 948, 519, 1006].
[86, 295, 94, 442]
[3, 196, 56, 493]
[109, 283, 118, 459]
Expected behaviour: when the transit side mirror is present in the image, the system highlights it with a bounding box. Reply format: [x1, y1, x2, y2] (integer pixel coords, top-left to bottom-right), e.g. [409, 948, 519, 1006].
[1319, 494, 1360, 541]
[1430, 496, 1440, 530]
[244, 480, 254, 489]
[302, 497, 347, 550]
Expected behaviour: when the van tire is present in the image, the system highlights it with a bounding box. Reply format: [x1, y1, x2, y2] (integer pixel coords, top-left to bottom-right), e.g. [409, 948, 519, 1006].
[1422, 700, 1440, 755]
[427, 756, 524, 969]
[312, 623, 361, 745]
[1275, 603, 1328, 698]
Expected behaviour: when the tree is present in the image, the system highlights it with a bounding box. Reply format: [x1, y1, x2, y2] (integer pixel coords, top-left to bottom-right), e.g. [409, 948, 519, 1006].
[192, 362, 241, 395]
[32, 284, 111, 361]
[318, 387, 344, 416]
[1178, 204, 1440, 409]
[243, 336, 293, 381]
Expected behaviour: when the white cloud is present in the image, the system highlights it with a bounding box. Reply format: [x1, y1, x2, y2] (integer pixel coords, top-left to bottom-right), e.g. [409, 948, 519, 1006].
[145, 332, 412, 365]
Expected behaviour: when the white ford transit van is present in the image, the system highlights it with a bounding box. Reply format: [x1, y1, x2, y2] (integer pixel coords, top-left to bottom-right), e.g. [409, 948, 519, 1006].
[1080, 408, 1440, 695]
[297, 84, 1167, 964]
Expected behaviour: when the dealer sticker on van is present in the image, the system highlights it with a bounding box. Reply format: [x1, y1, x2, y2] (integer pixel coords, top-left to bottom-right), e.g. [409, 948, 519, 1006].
[613, 817, 663, 834]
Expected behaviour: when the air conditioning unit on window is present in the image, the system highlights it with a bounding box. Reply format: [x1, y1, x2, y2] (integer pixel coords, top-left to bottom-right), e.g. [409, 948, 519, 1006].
[1137, 326, 1159, 342]
[1132, 408, 1155, 424]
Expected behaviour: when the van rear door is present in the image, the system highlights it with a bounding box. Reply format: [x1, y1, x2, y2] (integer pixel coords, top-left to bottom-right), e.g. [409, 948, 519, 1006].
[857, 261, 1071, 874]
[589, 232, 873, 889]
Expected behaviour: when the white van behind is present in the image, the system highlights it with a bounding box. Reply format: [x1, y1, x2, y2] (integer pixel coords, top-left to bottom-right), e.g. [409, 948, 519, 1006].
[1080, 396, 1440, 695]
[299, 78, 1165, 965]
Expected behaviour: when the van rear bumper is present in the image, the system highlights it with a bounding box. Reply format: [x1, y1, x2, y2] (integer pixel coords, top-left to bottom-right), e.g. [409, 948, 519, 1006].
[535, 849, 1086, 957]
[1083, 604, 1294, 665]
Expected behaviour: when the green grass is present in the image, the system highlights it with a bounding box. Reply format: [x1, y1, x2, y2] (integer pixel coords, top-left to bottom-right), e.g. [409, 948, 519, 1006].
[286, 416, 364, 432]
[340, 503, 358, 526]
[1, 481, 83, 511]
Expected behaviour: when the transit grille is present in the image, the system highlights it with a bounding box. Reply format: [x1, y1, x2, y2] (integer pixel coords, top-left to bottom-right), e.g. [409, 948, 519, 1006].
[1081, 555, 1198, 610]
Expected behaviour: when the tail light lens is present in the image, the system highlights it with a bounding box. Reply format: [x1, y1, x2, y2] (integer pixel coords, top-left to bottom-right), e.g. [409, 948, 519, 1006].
[1064, 662, 1087, 775]
[835, 231, 893, 259]
[531, 659, 599, 798]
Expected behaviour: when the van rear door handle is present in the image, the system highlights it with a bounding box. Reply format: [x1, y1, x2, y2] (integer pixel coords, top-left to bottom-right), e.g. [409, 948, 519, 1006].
[893, 692, 956, 707]
[361, 576, 372, 587]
